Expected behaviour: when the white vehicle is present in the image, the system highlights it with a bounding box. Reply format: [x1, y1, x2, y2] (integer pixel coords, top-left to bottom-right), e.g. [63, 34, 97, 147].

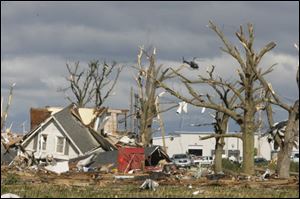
[193, 156, 213, 165]
[190, 155, 201, 165]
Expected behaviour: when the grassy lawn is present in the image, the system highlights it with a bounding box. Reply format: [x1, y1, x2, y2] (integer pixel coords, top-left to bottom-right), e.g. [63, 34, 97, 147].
[1, 183, 298, 198]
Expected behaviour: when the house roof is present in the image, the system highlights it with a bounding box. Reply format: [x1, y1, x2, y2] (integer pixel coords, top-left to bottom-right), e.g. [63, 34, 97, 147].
[90, 150, 119, 168]
[1, 143, 17, 165]
[23, 104, 118, 154]
[88, 128, 117, 151]
[30, 106, 127, 130]
[30, 106, 107, 130]
[53, 104, 101, 154]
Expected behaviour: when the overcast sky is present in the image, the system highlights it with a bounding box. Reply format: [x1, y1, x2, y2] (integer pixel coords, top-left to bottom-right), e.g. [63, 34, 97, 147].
[1, 1, 299, 135]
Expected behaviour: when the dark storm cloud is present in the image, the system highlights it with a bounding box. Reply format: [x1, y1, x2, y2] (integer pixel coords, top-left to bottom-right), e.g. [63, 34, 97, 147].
[1, 1, 298, 133]
[2, 1, 298, 60]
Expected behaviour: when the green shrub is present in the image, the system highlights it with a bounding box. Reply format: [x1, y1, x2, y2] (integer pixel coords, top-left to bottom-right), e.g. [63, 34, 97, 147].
[222, 158, 242, 172]
[3, 173, 21, 185]
[290, 162, 299, 173]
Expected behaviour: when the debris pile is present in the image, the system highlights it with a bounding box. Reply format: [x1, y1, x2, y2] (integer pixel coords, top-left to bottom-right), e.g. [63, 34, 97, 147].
[1, 132, 23, 149]
[1, 193, 21, 198]
[260, 169, 271, 181]
[2, 104, 164, 175]
[1, 103, 298, 190]
[140, 179, 159, 191]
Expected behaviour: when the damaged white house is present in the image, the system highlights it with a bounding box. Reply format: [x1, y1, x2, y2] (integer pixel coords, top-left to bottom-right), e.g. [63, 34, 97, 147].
[20, 103, 127, 161]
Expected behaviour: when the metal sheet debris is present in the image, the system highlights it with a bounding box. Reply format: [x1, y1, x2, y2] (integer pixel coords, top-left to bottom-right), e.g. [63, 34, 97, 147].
[119, 136, 135, 145]
[114, 175, 135, 179]
[45, 161, 69, 174]
[176, 102, 188, 114]
[1, 193, 21, 198]
[140, 179, 159, 191]
[260, 169, 271, 181]
[76, 155, 95, 171]
[118, 147, 145, 173]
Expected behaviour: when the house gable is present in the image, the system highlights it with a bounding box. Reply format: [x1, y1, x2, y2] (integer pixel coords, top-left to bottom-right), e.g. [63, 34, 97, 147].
[53, 105, 101, 154]
[22, 117, 81, 160]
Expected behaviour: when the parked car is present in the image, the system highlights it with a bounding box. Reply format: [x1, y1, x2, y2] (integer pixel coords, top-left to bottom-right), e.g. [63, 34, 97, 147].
[190, 154, 200, 165]
[254, 157, 268, 165]
[199, 156, 213, 165]
[191, 155, 213, 165]
[171, 154, 193, 168]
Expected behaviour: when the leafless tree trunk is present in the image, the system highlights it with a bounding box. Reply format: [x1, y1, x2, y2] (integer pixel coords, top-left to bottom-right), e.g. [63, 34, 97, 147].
[276, 49, 299, 179]
[278, 104, 299, 178]
[134, 46, 183, 147]
[213, 112, 228, 173]
[59, 60, 123, 108]
[251, 44, 299, 178]
[192, 65, 239, 173]
[1, 83, 16, 132]
[158, 21, 276, 175]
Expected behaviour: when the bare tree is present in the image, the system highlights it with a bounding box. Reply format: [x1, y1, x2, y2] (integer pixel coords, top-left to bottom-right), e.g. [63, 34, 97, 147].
[195, 111, 230, 174]
[183, 65, 240, 173]
[196, 66, 241, 173]
[158, 21, 276, 175]
[59, 60, 123, 108]
[1, 83, 16, 132]
[253, 43, 299, 178]
[133, 46, 183, 147]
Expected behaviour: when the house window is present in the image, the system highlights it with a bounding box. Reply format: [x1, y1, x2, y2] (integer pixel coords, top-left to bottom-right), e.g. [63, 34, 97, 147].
[56, 137, 65, 153]
[228, 150, 240, 157]
[211, 150, 226, 156]
[41, 135, 47, 151]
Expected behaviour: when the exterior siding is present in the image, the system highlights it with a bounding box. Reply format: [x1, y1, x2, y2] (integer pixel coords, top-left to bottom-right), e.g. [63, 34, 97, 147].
[24, 120, 79, 160]
[26, 136, 35, 152]
[153, 132, 274, 160]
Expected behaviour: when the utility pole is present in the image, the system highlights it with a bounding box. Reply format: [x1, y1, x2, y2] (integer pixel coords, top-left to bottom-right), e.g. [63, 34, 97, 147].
[155, 96, 167, 153]
[226, 122, 229, 158]
[134, 93, 139, 140]
[257, 89, 264, 157]
[130, 87, 134, 133]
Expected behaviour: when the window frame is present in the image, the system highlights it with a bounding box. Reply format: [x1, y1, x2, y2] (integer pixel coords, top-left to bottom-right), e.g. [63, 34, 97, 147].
[41, 134, 48, 151]
[55, 136, 65, 154]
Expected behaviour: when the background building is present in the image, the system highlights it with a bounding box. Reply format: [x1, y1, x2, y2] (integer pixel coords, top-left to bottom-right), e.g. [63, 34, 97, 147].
[153, 131, 274, 160]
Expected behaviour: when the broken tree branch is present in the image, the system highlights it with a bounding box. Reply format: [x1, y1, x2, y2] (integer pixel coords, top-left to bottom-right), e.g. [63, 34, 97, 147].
[200, 133, 243, 140]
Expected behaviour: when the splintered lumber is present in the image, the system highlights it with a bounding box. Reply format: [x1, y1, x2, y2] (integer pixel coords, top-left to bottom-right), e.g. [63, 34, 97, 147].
[255, 167, 299, 176]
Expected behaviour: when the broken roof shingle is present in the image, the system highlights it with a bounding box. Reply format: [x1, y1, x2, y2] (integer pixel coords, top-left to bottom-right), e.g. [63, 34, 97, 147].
[53, 104, 100, 154]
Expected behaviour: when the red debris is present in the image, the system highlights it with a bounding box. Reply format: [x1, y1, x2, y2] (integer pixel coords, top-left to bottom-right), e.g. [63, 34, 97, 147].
[118, 147, 145, 173]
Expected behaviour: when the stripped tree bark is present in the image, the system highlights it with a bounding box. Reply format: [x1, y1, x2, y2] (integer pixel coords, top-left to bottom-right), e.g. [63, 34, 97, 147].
[134, 46, 183, 147]
[210, 112, 229, 174]
[59, 60, 123, 108]
[192, 65, 241, 173]
[251, 43, 299, 178]
[1, 83, 16, 132]
[158, 21, 276, 175]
